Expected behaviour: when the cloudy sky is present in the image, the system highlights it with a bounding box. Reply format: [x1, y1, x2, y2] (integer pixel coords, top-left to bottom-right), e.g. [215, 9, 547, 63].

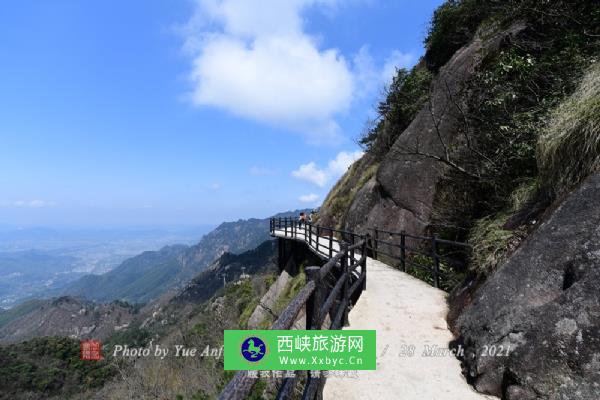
[0, 0, 443, 227]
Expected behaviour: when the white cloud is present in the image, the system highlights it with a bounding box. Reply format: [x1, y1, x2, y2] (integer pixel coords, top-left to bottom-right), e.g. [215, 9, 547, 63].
[292, 162, 329, 187]
[292, 150, 363, 187]
[181, 1, 417, 143]
[327, 150, 364, 175]
[0, 200, 57, 208]
[210, 183, 222, 190]
[184, 0, 353, 142]
[299, 193, 320, 203]
[249, 165, 277, 176]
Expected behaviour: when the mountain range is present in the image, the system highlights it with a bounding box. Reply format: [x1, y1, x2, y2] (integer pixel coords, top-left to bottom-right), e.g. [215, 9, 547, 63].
[42, 210, 308, 305]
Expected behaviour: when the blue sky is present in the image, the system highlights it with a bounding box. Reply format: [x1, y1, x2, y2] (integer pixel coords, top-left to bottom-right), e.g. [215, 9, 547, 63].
[0, 0, 443, 227]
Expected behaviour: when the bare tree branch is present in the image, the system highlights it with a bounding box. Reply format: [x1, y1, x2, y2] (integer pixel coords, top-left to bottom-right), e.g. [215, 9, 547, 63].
[395, 140, 481, 181]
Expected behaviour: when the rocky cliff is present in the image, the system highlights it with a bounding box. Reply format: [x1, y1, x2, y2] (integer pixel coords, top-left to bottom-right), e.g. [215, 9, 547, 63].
[318, 1, 599, 398]
[324, 21, 528, 236]
[457, 172, 600, 399]
[319, 1, 598, 241]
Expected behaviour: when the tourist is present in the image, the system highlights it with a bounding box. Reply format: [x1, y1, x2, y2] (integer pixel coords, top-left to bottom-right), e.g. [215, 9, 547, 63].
[298, 212, 306, 228]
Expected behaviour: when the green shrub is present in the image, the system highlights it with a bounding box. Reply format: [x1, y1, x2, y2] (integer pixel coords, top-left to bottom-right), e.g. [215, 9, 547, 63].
[430, 1, 598, 236]
[0, 337, 116, 397]
[468, 212, 519, 275]
[359, 66, 432, 153]
[407, 254, 464, 292]
[191, 391, 211, 400]
[104, 326, 151, 349]
[424, 0, 496, 70]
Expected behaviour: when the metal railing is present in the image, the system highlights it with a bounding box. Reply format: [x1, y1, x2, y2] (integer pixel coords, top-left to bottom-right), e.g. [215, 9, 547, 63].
[366, 227, 471, 289]
[367, 227, 471, 289]
[270, 217, 471, 290]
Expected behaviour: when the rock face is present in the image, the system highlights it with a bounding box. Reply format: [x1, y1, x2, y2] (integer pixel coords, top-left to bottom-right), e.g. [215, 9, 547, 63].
[457, 172, 600, 399]
[321, 23, 526, 236]
[247, 270, 291, 329]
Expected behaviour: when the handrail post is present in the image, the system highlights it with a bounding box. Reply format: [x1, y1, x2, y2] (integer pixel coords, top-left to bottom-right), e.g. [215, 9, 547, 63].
[317, 226, 321, 253]
[400, 232, 406, 272]
[305, 266, 323, 329]
[285, 218, 288, 237]
[279, 217, 282, 231]
[373, 228, 379, 260]
[432, 235, 440, 289]
[362, 236, 367, 291]
[341, 243, 350, 327]
[329, 233, 333, 259]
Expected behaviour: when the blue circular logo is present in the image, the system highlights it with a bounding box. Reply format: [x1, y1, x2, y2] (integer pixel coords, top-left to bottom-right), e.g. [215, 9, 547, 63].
[241, 336, 266, 362]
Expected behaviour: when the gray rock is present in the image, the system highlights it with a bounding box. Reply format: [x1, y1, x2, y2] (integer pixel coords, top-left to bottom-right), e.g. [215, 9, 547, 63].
[247, 270, 291, 328]
[457, 172, 600, 399]
[340, 22, 527, 236]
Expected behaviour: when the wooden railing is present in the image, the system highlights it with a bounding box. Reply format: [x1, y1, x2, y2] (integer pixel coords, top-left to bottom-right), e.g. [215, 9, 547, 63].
[218, 217, 367, 400]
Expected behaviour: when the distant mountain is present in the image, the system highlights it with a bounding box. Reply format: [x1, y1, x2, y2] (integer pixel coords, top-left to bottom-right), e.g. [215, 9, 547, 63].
[0, 299, 46, 328]
[179, 209, 309, 271]
[57, 245, 188, 304]
[0, 250, 84, 308]
[0, 239, 278, 346]
[0, 226, 214, 308]
[0, 237, 282, 399]
[175, 239, 278, 305]
[57, 210, 308, 305]
[0, 296, 136, 344]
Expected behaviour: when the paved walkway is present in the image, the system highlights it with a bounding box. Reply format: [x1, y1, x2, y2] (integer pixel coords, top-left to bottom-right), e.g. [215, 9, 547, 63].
[273, 229, 493, 400]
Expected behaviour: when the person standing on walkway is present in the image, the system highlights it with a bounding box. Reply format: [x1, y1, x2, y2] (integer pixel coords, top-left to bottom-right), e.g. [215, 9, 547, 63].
[298, 212, 306, 228]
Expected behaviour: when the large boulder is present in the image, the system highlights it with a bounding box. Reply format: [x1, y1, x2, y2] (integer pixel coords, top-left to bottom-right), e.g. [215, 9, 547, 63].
[457, 172, 600, 399]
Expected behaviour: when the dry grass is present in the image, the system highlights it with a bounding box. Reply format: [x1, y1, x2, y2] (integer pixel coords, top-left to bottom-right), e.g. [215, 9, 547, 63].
[537, 62, 600, 196]
[467, 178, 538, 275]
[319, 159, 378, 229]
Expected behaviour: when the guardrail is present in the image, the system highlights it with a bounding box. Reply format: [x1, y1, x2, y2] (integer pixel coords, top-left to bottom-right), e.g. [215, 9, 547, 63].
[367, 227, 471, 290]
[270, 217, 471, 290]
[219, 217, 470, 399]
[219, 218, 367, 400]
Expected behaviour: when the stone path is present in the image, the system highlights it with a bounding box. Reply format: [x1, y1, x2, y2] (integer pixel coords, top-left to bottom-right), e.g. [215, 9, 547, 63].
[273, 228, 494, 400]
